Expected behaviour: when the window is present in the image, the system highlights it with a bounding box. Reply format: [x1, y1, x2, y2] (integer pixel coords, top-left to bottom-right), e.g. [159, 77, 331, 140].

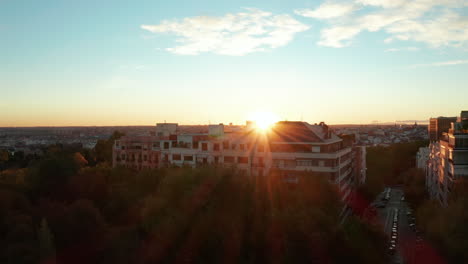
[238, 157, 248, 163]
[122, 146, 125, 150]
[173, 154, 181, 161]
[193, 141, 199, 149]
[297, 160, 312, 166]
[153, 142, 160, 148]
[164, 142, 169, 149]
[284, 160, 296, 168]
[223, 141, 229, 149]
[214, 143, 220, 151]
[202, 143, 208, 151]
[184, 155, 193, 161]
[214, 156, 219, 163]
[258, 157, 264, 166]
[143, 155, 147, 161]
[312, 146, 321, 153]
[171, 141, 176, 147]
[224, 156, 234, 163]
[240, 144, 244, 150]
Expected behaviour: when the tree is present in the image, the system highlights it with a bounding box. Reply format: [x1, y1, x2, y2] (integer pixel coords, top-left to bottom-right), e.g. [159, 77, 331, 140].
[94, 131, 125, 165]
[37, 218, 56, 264]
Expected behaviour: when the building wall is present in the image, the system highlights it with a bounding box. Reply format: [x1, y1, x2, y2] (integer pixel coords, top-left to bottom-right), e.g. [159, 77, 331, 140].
[113, 122, 366, 205]
[426, 111, 468, 206]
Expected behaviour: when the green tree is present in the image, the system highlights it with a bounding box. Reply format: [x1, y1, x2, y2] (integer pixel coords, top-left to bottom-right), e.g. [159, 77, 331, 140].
[94, 131, 125, 165]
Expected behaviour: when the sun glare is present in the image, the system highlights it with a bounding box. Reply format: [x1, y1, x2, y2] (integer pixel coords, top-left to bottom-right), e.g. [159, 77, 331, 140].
[249, 111, 279, 131]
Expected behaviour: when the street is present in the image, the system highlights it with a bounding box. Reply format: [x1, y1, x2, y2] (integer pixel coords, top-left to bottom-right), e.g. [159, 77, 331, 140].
[373, 186, 446, 264]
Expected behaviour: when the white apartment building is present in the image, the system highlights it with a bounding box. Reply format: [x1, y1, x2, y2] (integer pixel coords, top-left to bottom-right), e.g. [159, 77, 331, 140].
[113, 121, 366, 203]
[416, 147, 430, 170]
[426, 111, 468, 206]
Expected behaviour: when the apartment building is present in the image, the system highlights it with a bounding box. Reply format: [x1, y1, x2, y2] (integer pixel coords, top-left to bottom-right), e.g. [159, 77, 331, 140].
[426, 111, 468, 206]
[429, 116, 457, 141]
[416, 147, 430, 170]
[113, 121, 366, 202]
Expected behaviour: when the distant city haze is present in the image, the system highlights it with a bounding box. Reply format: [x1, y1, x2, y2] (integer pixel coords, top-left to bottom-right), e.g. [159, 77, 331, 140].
[1, 0, 467, 126]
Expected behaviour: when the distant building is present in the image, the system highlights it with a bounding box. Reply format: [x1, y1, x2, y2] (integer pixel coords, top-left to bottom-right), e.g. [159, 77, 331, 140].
[113, 121, 366, 204]
[426, 111, 468, 206]
[429, 116, 457, 141]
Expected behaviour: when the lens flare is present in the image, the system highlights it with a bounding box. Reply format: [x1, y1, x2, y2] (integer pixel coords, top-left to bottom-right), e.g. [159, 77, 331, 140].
[248, 111, 279, 131]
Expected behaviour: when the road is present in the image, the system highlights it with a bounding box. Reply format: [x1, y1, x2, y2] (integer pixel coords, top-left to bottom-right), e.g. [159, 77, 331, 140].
[373, 186, 446, 264]
[374, 187, 415, 264]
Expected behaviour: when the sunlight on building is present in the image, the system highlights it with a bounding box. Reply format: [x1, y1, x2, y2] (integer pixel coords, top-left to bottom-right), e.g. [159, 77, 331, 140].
[248, 111, 280, 131]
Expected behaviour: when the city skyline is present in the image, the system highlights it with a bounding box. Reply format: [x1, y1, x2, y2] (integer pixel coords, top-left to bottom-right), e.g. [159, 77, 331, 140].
[1, 0, 468, 126]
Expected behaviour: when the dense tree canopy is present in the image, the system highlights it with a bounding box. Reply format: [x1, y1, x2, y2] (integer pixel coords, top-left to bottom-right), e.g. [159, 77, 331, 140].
[0, 132, 388, 264]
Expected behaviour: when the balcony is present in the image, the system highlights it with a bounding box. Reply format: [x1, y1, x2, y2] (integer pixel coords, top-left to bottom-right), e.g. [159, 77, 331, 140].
[271, 147, 351, 160]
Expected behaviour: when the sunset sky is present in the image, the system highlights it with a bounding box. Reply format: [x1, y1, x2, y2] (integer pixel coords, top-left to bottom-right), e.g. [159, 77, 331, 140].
[1, 0, 468, 126]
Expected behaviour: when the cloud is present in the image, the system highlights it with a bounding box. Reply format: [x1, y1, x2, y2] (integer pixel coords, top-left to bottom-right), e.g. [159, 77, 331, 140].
[141, 8, 309, 56]
[295, 2, 357, 19]
[296, 0, 468, 49]
[318, 26, 361, 47]
[410, 59, 468, 68]
[385, 47, 419, 52]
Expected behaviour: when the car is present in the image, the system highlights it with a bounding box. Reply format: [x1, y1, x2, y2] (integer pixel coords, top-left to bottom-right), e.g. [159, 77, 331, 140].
[375, 203, 386, 208]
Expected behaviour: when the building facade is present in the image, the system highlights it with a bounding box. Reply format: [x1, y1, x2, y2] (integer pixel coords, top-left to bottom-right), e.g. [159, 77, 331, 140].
[416, 147, 429, 170]
[113, 121, 366, 203]
[429, 116, 457, 142]
[426, 111, 468, 206]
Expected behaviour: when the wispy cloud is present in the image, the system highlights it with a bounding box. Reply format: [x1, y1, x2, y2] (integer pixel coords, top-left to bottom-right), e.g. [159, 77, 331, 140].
[141, 8, 309, 56]
[385, 47, 419, 52]
[295, 0, 468, 49]
[295, 2, 357, 19]
[410, 59, 468, 68]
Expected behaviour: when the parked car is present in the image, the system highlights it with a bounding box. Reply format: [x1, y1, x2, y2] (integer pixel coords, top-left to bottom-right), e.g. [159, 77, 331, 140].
[374, 202, 386, 208]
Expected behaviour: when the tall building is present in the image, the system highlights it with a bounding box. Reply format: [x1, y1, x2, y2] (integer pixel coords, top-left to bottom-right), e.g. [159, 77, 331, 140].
[429, 116, 457, 141]
[416, 147, 429, 170]
[112, 121, 366, 204]
[426, 111, 468, 206]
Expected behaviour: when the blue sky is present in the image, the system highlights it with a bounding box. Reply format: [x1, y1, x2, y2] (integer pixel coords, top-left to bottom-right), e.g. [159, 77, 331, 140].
[1, 0, 468, 126]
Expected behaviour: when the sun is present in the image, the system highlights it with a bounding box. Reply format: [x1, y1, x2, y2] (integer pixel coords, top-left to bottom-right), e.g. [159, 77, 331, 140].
[249, 111, 279, 131]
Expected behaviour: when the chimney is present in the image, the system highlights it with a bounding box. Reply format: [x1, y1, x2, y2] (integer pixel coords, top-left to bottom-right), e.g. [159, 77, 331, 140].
[319, 122, 330, 139]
